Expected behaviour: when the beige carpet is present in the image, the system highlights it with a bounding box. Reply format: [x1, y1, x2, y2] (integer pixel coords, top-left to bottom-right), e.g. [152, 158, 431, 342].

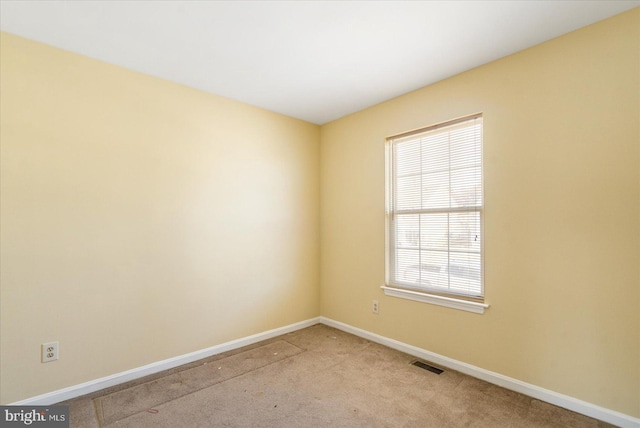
[60, 324, 615, 427]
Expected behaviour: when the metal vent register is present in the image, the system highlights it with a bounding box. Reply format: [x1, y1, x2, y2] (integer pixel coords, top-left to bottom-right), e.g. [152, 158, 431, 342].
[411, 360, 444, 375]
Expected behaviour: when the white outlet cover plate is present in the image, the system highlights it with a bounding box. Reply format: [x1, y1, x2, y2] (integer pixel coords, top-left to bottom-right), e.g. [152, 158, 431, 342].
[42, 341, 59, 363]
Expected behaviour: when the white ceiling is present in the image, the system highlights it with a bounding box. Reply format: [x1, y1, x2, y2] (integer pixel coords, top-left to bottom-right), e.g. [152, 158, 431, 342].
[1, 1, 638, 125]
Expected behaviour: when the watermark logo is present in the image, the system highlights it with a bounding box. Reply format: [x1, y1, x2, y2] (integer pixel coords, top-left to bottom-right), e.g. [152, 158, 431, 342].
[0, 406, 69, 427]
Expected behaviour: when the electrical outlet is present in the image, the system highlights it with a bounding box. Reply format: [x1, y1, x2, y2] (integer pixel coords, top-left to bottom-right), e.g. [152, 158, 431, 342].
[372, 300, 379, 314]
[42, 341, 59, 363]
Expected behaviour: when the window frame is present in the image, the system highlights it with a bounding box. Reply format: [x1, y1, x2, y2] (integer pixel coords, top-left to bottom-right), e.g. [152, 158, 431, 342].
[384, 114, 488, 314]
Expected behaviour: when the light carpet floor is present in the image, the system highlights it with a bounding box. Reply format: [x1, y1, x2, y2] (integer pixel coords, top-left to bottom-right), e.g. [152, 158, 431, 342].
[59, 324, 616, 427]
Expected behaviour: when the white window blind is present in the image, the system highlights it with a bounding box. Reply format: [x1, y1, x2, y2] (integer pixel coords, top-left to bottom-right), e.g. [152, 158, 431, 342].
[386, 114, 483, 299]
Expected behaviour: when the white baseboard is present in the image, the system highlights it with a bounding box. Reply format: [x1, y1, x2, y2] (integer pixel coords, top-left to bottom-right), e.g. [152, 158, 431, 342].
[319, 316, 640, 428]
[9, 315, 639, 428]
[9, 317, 321, 406]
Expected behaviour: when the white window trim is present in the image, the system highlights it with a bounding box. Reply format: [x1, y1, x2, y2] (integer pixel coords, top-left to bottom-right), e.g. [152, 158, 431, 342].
[384, 114, 487, 312]
[381, 285, 489, 314]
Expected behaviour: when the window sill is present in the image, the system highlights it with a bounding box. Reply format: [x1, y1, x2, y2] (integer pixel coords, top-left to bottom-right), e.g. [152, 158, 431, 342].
[381, 286, 489, 314]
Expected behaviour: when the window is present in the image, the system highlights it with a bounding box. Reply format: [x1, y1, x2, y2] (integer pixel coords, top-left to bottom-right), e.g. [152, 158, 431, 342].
[384, 114, 488, 314]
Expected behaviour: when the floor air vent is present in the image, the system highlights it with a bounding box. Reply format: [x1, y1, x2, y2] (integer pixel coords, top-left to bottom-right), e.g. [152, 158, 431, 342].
[411, 360, 444, 375]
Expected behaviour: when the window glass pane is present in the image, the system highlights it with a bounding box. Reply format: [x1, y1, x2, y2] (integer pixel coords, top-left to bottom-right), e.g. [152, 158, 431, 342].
[421, 133, 449, 174]
[448, 252, 482, 295]
[419, 250, 448, 289]
[396, 175, 421, 210]
[419, 213, 448, 251]
[395, 214, 420, 248]
[395, 140, 421, 176]
[449, 211, 481, 253]
[421, 171, 449, 209]
[450, 166, 482, 207]
[450, 124, 481, 169]
[396, 249, 420, 283]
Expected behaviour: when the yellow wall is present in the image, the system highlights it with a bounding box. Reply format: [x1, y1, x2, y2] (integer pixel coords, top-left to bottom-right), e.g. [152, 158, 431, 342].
[0, 33, 320, 404]
[320, 8, 639, 417]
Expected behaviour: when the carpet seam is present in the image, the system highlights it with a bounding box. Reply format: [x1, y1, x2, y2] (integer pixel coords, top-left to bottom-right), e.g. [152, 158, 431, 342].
[95, 340, 306, 426]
